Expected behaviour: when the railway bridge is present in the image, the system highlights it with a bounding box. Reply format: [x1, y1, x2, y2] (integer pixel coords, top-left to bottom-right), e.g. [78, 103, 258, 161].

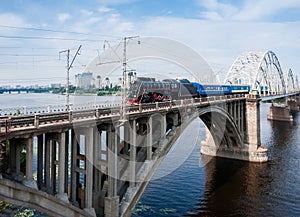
[0, 92, 299, 217]
[0, 50, 299, 217]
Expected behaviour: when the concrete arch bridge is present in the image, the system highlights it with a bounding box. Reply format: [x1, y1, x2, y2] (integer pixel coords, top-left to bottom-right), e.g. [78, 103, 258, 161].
[0, 93, 273, 217]
[0, 50, 299, 217]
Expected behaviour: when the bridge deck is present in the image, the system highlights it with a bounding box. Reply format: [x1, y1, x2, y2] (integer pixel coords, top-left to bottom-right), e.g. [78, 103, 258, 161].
[0, 95, 246, 140]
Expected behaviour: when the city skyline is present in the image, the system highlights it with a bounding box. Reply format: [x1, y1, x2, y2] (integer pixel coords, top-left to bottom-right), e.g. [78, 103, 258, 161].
[0, 0, 299, 86]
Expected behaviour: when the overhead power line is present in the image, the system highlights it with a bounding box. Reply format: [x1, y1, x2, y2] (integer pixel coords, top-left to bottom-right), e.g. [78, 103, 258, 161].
[0, 24, 121, 39]
[0, 35, 100, 42]
[0, 77, 65, 81]
[0, 53, 54, 57]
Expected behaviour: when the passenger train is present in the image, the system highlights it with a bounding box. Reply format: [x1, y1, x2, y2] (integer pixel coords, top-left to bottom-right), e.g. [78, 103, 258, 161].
[126, 77, 250, 104]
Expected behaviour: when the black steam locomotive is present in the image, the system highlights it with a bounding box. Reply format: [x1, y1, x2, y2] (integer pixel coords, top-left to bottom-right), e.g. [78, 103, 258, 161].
[126, 76, 250, 104]
[126, 77, 198, 104]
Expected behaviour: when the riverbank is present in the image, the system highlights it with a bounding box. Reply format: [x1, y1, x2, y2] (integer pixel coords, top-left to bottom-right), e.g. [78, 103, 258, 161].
[52, 86, 121, 96]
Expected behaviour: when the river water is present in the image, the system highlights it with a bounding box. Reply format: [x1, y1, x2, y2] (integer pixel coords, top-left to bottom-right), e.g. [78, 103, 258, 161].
[1, 93, 300, 216]
[134, 101, 300, 216]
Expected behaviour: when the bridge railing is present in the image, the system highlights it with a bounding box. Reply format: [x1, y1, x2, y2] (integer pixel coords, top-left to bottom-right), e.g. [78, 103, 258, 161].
[0, 94, 250, 133]
[0, 102, 121, 117]
[2, 92, 297, 118]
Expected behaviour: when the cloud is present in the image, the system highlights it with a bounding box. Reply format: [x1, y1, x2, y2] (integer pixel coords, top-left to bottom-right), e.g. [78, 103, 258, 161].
[107, 13, 121, 23]
[0, 13, 30, 47]
[57, 13, 71, 23]
[0, 13, 27, 27]
[80, 9, 94, 17]
[86, 17, 103, 25]
[196, 0, 300, 21]
[98, 6, 113, 13]
[233, 0, 300, 21]
[135, 16, 300, 78]
[1, 1, 299, 85]
[96, 0, 139, 5]
[115, 22, 135, 34]
[196, 0, 238, 20]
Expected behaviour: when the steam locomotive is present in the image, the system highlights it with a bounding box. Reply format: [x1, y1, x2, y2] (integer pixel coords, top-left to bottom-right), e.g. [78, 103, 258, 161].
[126, 77, 250, 104]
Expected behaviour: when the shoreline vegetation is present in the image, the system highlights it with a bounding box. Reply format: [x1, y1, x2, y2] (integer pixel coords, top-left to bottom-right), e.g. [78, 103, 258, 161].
[53, 85, 121, 96]
[0, 84, 121, 96]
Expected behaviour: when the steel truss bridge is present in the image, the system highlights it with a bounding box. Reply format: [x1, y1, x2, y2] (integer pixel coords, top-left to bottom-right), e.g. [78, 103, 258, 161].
[225, 50, 299, 100]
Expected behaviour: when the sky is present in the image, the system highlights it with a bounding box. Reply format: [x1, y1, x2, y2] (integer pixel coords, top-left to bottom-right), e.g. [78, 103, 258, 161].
[0, 0, 299, 86]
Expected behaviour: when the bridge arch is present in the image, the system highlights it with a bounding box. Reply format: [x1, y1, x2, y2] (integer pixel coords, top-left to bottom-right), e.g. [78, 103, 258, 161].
[198, 106, 243, 149]
[286, 68, 296, 93]
[225, 50, 286, 95]
[136, 104, 245, 182]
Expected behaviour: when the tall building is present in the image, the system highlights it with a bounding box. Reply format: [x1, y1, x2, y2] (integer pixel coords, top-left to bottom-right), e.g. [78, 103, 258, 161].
[104, 77, 110, 88]
[75, 72, 93, 89]
[95, 75, 102, 89]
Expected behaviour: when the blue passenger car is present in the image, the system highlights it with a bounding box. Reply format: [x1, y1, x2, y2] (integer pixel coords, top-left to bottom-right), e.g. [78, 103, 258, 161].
[229, 85, 250, 94]
[191, 82, 250, 96]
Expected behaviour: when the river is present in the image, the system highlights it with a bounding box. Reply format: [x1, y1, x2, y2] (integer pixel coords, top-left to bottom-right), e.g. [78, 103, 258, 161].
[1, 93, 300, 216]
[134, 101, 300, 216]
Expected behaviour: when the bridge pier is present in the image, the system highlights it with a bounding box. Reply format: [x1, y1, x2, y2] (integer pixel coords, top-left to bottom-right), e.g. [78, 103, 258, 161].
[44, 133, 61, 194]
[201, 94, 268, 162]
[8, 139, 22, 182]
[129, 119, 137, 189]
[267, 103, 293, 122]
[5, 138, 38, 187]
[84, 128, 96, 215]
[71, 128, 97, 215]
[288, 98, 300, 111]
[245, 94, 261, 150]
[228, 100, 245, 140]
[104, 196, 120, 217]
[161, 114, 167, 141]
[147, 116, 153, 161]
[70, 130, 78, 205]
[55, 131, 69, 202]
[44, 134, 51, 193]
[296, 95, 300, 106]
[123, 124, 130, 155]
[105, 125, 120, 217]
[92, 127, 102, 215]
[37, 135, 43, 189]
[245, 94, 268, 162]
[23, 137, 38, 189]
